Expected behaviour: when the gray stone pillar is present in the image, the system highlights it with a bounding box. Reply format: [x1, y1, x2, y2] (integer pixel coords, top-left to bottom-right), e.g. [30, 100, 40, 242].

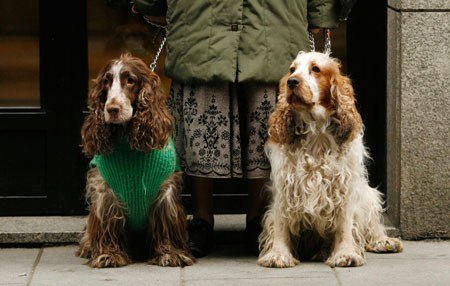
[387, 0, 450, 238]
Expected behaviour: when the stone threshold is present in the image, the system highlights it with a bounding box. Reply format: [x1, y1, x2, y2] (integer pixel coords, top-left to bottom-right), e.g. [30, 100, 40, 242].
[0, 215, 400, 244]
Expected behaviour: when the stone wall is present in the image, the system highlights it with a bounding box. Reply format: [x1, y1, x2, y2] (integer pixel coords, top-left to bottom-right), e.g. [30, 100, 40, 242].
[387, 0, 450, 238]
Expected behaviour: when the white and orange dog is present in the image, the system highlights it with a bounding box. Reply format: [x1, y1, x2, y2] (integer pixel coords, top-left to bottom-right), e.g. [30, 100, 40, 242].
[258, 52, 402, 268]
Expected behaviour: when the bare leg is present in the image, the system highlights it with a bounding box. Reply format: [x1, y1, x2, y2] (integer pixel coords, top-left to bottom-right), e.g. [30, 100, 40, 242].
[246, 178, 267, 255]
[187, 175, 214, 226]
[247, 178, 267, 223]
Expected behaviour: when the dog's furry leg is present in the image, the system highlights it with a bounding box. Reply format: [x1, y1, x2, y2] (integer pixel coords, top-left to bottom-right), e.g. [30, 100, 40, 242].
[258, 206, 299, 268]
[75, 168, 131, 268]
[326, 199, 366, 268]
[148, 171, 195, 267]
[358, 186, 403, 253]
[76, 225, 91, 259]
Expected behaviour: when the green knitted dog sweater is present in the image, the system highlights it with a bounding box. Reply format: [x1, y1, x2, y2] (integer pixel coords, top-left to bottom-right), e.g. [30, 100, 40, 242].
[90, 138, 180, 232]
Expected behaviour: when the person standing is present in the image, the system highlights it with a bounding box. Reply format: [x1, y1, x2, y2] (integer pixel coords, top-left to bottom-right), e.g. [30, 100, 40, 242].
[132, 0, 353, 257]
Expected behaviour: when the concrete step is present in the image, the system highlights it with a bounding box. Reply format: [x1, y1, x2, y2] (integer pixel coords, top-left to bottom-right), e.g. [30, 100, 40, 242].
[0, 215, 400, 244]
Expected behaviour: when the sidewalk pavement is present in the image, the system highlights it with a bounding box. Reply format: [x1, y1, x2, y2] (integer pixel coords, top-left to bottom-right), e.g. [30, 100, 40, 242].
[1, 240, 449, 286]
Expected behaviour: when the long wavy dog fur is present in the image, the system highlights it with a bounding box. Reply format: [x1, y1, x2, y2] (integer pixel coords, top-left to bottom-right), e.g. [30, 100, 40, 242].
[258, 52, 403, 268]
[76, 54, 194, 268]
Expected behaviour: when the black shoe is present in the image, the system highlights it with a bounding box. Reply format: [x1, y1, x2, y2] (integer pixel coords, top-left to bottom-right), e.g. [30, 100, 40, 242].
[188, 218, 214, 258]
[246, 215, 263, 256]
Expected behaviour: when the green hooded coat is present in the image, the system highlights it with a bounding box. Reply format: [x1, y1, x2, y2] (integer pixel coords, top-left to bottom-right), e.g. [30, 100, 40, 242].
[134, 0, 341, 84]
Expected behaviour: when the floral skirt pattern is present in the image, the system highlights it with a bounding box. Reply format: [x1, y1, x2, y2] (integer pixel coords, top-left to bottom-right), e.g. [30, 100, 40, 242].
[168, 81, 276, 178]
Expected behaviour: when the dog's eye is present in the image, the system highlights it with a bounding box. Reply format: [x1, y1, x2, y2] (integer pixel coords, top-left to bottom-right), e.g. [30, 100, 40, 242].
[312, 66, 320, 73]
[103, 78, 110, 86]
[289, 67, 295, 73]
[127, 77, 135, 86]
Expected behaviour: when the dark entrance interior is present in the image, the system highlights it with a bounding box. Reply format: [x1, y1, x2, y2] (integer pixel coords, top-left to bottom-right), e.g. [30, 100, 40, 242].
[348, 1, 388, 197]
[0, 1, 387, 215]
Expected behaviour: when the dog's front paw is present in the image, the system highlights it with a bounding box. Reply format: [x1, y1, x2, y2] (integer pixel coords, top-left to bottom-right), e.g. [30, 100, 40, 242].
[257, 251, 300, 268]
[366, 237, 403, 253]
[89, 252, 131, 268]
[326, 252, 366, 268]
[149, 251, 195, 267]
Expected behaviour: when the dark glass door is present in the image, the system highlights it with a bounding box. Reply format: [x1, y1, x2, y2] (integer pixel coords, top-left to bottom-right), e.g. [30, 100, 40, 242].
[0, 1, 88, 215]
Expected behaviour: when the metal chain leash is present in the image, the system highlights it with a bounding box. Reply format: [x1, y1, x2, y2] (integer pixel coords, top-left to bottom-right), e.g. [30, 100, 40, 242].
[141, 14, 167, 29]
[149, 35, 166, 72]
[324, 29, 331, 54]
[308, 29, 331, 54]
[309, 30, 316, 52]
[130, 1, 167, 71]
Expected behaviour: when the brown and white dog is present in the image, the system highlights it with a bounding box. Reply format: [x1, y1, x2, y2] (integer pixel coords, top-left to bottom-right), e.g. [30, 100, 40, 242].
[76, 53, 194, 268]
[258, 52, 402, 268]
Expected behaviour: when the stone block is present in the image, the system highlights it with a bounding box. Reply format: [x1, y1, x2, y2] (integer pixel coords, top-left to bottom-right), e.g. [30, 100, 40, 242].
[387, 8, 450, 238]
[386, 8, 402, 227]
[388, 0, 450, 10]
[0, 216, 85, 243]
[399, 11, 450, 238]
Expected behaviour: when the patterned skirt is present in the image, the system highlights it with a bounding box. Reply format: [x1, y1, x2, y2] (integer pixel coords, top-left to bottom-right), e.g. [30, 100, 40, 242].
[168, 82, 276, 179]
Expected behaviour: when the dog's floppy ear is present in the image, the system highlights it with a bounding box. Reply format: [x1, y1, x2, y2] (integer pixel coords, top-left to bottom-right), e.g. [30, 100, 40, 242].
[329, 72, 362, 145]
[267, 73, 297, 145]
[127, 70, 173, 152]
[81, 63, 115, 157]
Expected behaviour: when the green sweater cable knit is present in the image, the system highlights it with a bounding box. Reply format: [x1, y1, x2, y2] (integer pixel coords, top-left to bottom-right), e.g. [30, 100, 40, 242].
[91, 138, 180, 232]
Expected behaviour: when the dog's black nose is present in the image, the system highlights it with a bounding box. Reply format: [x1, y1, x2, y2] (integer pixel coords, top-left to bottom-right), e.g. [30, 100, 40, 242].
[287, 77, 300, 89]
[107, 107, 120, 115]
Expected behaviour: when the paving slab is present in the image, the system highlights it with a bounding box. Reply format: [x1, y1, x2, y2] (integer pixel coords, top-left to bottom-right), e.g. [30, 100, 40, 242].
[0, 248, 40, 285]
[184, 277, 337, 286]
[2, 239, 448, 285]
[183, 244, 338, 285]
[30, 246, 180, 286]
[334, 241, 450, 286]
